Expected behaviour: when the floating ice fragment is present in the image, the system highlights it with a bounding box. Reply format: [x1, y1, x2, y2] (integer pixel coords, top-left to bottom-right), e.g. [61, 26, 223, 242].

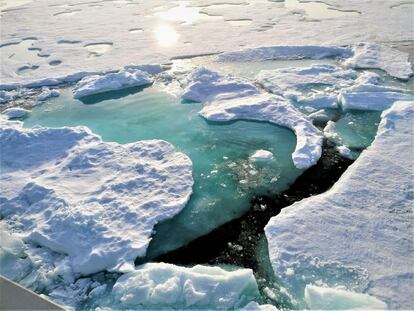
[250, 150, 274, 162]
[73, 68, 153, 99]
[112, 263, 259, 309]
[304, 285, 387, 310]
[2, 107, 30, 119]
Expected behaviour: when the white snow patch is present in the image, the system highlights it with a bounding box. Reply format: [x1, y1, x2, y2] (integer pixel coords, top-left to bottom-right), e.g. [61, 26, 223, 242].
[265, 101, 414, 309]
[344, 43, 413, 80]
[73, 68, 153, 99]
[218, 45, 352, 62]
[112, 263, 259, 309]
[199, 92, 323, 169]
[304, 285, 387, 310]
[0, 122, 193, 275]
[250, 150, 274, 162]
[2, 107, 30, 119]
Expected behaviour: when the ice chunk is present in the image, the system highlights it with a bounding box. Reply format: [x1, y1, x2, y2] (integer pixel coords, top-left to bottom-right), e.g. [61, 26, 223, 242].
[37, 87, 60, 101]
[304, 285, 387, 310]
[0, 90, 13, 104]
[344, 43, 413, 80]
[250, 150, 274, 162]
[0, 123, 193, 275]
[2, 107, 30, 119]
[241, 301, 279, 310]
[296, 94, 338, 109]
[181, 67, 258, 103]
[339, 91, 414, 111]
[112, 263, 259, 309]
[73, 68, 153, 99]
[200, 93, 323, 169]
[265, 101, 414, 309]
[256, 65, 357, 98]
[218, 46, 352, 62]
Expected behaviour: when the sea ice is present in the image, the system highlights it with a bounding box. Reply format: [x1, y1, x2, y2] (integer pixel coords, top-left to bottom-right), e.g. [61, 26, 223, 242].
[1, 107, 30, 119]
[111, 263, 259, 309]
[199, 93, 322, 169]
[218, 46, 352, 62]
[181, 67, 258, 103]
[265, 101, 414, 309]
[0, 120, 193, 275]
[344, 42, 413, 80]
[304, 285, 387, 310]
[339, 91, 414, 111]
[250, 150, 274, 162]
[241, 301, 279, 311]
[255, 64, 357, 99]
[37, 87, 60, 102]
[0, 90, 13, 104]
[73, 68, 153, 99]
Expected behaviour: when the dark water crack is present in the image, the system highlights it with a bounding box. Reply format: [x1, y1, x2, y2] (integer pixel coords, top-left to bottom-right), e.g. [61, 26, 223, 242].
[149, 141, 353, 307]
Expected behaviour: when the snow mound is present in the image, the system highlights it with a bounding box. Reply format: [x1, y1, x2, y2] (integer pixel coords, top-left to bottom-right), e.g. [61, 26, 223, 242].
[2, 107, 30, 119]
[255, 64, 357, 99]
[73, 68, 153, 99]
[200, 93, 323, 169]
[217, 46, 352, 62]
[250, 150, 274, 162]
[112, 263, 259, 310]
[339, 91, 414, 111]
[265, 101, 414, 309]
[304, 285, 387, 310]
[181, 67, 258, 103]
[0, 123, 193, 275]
[344, 43, 413, 80]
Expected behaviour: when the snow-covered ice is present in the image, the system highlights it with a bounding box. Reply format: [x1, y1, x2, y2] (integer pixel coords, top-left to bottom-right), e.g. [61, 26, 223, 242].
[199, 92, 323, 169]
[241, 301, 279, 311]
[0, 119, 193, 275]
[217, 45, 352, 62]
[255, 64, 356, 99]
[181, 67, 258, 103]
[344, 42, 413, 80]
[265, 101, 414, 309]
[37, 87, 60, 101]
[1, 107, 30, 119]
[339, 91, 414, 111]
[304, 285, 387, 310]
[250, 150, 274, 162]
[111, 263, 259, 310]
[73, 68, 153, 99]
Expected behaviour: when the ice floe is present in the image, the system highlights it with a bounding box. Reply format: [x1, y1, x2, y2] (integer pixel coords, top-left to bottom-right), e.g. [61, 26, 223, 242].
[73, 68, 153, 99]
[339, 91, 414, 111]
[1, 107, 30, 119]
[0, 121, 193, 275]
[344, 42, 413, 80]
[111, 263, 259, 310]
[250, 150, 274, 162]
[37, 87, 60, 102]
[241, 301, 279, 311]
[304, 285, 387, 310]
[265, 101, 414, 309]
[255, 64, 357, 99]
[218, 45, 352, 62]
[181, 67, 258, 102]
[199, 93, 323, 169]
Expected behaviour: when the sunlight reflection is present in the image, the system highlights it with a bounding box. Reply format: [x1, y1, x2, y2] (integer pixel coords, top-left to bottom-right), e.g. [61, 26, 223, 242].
[154, 24, 179, 47]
